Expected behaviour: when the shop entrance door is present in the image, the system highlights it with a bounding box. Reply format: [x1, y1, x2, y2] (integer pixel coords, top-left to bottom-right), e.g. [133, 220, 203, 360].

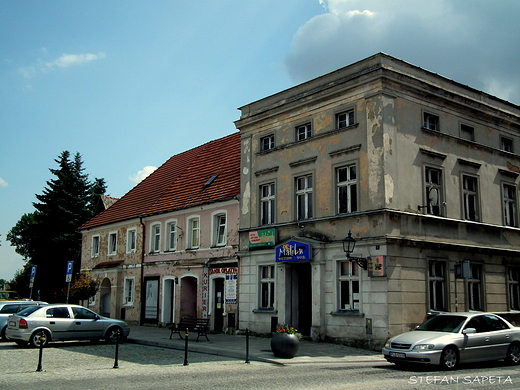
[213, 278, 224, 332]
[289, 262, 312, 336]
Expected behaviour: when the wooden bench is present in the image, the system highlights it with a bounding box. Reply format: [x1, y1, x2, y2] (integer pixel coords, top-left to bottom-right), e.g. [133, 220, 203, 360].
[169, 317, 210, 342]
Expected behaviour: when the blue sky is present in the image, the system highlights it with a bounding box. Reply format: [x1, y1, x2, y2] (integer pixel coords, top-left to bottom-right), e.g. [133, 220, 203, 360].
[1, 0, 520, 281]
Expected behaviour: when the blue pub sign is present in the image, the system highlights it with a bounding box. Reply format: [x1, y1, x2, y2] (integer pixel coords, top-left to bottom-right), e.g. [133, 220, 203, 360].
[276, 240, 311, 262]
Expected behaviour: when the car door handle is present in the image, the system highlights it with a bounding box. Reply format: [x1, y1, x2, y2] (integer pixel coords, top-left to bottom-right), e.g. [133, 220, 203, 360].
[50, 321, 55, 324]
[76, 322, 81, 325]
[485, 337, 490, 342]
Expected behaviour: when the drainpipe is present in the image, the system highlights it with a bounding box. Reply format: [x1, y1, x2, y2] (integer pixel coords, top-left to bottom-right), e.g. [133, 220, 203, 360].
[139, 217, 146, 326]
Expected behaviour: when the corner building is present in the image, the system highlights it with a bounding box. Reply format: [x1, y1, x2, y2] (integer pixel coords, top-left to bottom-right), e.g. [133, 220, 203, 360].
[235, 53, 520, 349]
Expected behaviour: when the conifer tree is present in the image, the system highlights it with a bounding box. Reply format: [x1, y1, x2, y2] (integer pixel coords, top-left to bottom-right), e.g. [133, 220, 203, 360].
[7, 151, 106, 302]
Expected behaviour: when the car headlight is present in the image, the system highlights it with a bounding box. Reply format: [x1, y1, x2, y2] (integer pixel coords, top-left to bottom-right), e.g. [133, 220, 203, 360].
[384, 341, 390, 348]
[413, 344, 435, 350]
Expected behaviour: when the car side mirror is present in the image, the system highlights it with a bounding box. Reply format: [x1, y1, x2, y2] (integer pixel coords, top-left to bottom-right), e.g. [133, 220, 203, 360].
[463, 328, 477, 334]
[95, 315, 100, 321]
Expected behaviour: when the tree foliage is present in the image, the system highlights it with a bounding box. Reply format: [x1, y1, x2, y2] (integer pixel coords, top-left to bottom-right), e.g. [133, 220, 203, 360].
[70, 274, 99, 302]
[7, 151, 106, 302]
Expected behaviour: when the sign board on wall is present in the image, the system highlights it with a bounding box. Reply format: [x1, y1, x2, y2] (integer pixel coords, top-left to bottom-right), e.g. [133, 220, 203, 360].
[368, 256, 386, 277]
[249, 229, 276, 248]
[276, 241, 311, 262]
[210, 267, 238, 304]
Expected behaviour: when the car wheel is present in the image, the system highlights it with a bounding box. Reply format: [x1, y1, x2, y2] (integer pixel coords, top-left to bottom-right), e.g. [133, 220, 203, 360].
[440, 346, 459, 370]
[506, 343, 520, 365]
[1, 325, 8, 341]
[105, 326, 123, 343]
[30, 330, 49, 348]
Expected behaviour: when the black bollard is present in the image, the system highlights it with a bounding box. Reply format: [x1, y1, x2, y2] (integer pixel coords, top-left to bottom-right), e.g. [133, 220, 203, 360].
[183, 328, 189, 366]
[113, 329, 120, 369]
[36, 333, 45, 372]
[245, 328, 250, 364]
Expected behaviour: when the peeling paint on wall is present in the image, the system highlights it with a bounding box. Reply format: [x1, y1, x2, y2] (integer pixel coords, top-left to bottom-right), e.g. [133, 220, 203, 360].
[242, 182, 250, 215]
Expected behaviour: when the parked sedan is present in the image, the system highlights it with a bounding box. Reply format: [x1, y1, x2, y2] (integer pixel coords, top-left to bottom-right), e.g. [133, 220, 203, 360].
[0, 300, 47, 340]
[6, 304, 130, 347]
[383, 312, 520, 370]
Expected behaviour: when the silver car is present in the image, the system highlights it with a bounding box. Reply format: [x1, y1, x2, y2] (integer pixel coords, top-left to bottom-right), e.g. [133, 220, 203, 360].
[0, 300, 47, 340]
[382, 312, 520, 370]
[6, 304, 130, 347]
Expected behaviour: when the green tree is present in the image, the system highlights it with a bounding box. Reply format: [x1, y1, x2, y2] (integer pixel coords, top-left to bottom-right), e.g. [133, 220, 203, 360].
[7, 151, 106, 302]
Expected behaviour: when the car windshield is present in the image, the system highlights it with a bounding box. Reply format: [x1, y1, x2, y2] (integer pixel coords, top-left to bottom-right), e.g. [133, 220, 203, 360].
[416, 315, 467, 333]
[16, 305, 43, 317]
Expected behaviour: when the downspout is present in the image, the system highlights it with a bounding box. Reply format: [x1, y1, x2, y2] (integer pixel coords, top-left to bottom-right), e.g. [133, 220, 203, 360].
[139, 216, 146, 326]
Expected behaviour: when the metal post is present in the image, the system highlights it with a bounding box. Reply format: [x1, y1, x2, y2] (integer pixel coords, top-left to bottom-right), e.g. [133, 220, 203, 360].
[183, 328, 189, 366]
[113, 329, 120, 369]
[36, 334, 45, 372]
[245, 328, 250, 364]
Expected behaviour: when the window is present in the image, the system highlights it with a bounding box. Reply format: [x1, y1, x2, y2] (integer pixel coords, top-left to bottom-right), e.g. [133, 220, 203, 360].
[108, 232, 117, 256]
[124, 277, 135, 305]
[260, 183, 275, 225]
[214, 213, 227, 246]
[150, 224, 161, 253]
[91, 235, 100, 258]
[296, 123, 312, 141]
[46, 307, 70, 318]
[509, 267, 520, 310]
[424, 167, 443, 216]
[423, 112, 439, 131]
[429, 261, 446, 311]
[260, 135, 274, 151]
[72, 307, 98, 320]
[337, 165, 357, 214]
[336, 110, 355, 129]
[462, 175, 479, 221]
[501, 136, 514, 153]
[259, 265, 275, 309]
[468, 264, 483, 311]
[126, 229, 136, 253]
[460, 124, 474, 141]
[296, 175, 313, 220]
[503, 184, 517, 227]
[188, 217, 200, 249]
[338, 261, 360, 311]
[166, 221, 177, 251]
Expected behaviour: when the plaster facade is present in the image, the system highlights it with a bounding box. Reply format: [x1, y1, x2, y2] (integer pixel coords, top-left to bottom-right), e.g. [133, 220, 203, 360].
[235, 53, 520, 349]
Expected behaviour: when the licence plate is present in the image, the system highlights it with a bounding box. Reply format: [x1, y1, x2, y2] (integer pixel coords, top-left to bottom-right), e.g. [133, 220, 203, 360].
[390, 352, 406, 359]
[9, 321, 16, 327]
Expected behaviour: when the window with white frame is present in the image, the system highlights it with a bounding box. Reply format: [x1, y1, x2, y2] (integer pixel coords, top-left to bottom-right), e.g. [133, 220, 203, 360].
[91, 235, 100, 258]
[124, 277, 135, 305]
[150, 224, 161, 253]
[337, 164, 357, 214]
[213, 213, 227, 246]
[187, 217, 200, 249]
[468, 263, 483, 311]
[509, 267, 520, 310]
[501, 136, 514, 153]
[424, 167, 443, 216]
[336, 110, 354, 129]
[166, 221, 177, 251]
[260, 134, 275, 151]
[296, 123, 312, 141]
[259, 265, 275, 309]
[429, 261, 446, 311]
[503, 183, 518, 227]
[126, 229, 137, 253]
[462, 175, 479, 221]
[260, 183, 275, 225]
[296, 174, 313, 220]
[338, 261, 360, 311]
[108, 232, 117, 256]
[423, 112, 439, 131]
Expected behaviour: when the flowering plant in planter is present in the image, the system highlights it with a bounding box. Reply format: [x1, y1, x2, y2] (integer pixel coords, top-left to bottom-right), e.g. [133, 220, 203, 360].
[275, 325, 302, 340]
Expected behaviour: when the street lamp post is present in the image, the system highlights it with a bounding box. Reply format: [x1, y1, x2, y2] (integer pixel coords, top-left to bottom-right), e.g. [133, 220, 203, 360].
[342, 231, 367, 270]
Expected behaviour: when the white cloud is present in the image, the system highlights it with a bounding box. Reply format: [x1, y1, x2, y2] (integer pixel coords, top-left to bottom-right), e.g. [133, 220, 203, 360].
[129, 166, 157, 184]
[19, 52, 106, 78]
[0, 177, 8, 188]
[284, 0, 520, 105]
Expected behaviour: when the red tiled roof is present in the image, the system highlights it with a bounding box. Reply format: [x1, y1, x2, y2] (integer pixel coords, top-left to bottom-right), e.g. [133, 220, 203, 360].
[79, 132, 240, 230]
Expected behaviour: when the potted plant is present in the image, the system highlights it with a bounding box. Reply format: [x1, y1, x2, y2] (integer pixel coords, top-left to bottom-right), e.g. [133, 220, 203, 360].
[270, 325, 302, 358]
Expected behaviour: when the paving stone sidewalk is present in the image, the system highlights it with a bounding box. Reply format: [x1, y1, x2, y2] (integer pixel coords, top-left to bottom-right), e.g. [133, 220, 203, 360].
[127, 326, 385, 365]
